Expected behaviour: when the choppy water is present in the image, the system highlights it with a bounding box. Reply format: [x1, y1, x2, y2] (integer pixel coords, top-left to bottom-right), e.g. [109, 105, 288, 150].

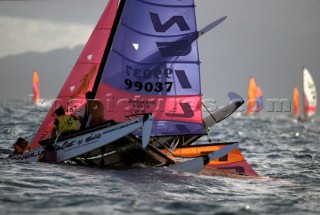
[0, 100, 319, 215]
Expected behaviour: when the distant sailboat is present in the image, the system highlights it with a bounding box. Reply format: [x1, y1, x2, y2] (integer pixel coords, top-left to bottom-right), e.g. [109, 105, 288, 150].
[293, 67, 317, 120]
[302, 67, 317, 119]
[247, 76, 263, 115]
[33, 70, 40, 104]
[31, 70, 52, 109]
[292, 87, 300, 118]
[256, 86, 263, 112]
[247, 76, 256, 115]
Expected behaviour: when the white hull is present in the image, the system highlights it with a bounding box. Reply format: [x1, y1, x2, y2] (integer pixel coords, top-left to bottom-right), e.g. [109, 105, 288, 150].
[10, 93, 245, 174]
[10, 117, 149, 163]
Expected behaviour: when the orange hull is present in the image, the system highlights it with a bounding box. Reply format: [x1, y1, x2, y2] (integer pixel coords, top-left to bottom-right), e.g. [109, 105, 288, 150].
[167, 144, 259, 177]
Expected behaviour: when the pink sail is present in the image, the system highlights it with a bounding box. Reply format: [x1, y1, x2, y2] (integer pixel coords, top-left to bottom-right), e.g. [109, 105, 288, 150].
[30, 0, 119, 149]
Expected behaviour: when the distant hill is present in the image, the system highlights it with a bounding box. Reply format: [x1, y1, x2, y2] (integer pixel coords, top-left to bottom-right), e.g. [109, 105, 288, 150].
[0, 46, 83, 100]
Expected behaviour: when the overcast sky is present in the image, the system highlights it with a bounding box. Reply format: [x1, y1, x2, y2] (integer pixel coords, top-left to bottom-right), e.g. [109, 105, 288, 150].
[0, 0, 319, 115]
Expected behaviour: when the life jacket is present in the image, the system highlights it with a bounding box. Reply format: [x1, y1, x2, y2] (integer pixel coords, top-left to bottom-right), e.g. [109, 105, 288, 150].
[14, 144, 24, 154]
[56, 115, 78, 134]
[13, 142, 29, 154]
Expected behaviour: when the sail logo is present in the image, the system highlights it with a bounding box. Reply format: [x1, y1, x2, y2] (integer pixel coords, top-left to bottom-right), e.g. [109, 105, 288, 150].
[132, 43, 139, 50]
[150, 12, 191, 57]
[120, 13, 196, 94]
[11, 150, 43, 161]
[149, 12, 195, 118]
[69, 65, 97, 101]
[87, 54, 93, 61]
[165, 103, 194, 118]
[150, 12, 190, 32]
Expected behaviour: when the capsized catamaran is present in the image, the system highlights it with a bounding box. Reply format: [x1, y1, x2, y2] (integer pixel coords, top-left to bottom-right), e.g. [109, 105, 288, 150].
[10, 0, 258, 177]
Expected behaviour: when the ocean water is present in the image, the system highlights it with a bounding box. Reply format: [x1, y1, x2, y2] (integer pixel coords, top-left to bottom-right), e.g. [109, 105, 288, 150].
[0, 100, 319, 215]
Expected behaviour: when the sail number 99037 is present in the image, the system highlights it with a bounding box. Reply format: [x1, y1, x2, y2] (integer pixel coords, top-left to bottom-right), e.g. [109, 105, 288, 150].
[125, 79, 172, 92]
[126, 65, 173, 79]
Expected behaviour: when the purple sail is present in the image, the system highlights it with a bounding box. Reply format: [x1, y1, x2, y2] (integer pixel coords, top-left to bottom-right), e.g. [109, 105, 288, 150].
[96, 0, 204, 136]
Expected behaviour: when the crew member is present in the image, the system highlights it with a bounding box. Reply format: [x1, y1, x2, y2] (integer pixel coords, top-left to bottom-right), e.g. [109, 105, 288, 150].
[13, 137, 30, 154]
[52, 106, 80, 137]
[81, 91, 105, 129]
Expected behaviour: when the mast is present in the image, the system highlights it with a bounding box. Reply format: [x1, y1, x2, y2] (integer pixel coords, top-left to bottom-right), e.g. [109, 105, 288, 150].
[91, 0, 127, 97]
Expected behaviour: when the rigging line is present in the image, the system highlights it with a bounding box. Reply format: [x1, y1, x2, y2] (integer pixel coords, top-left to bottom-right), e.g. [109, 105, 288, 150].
[150, 136, 175, 156]
[202, 102, 217, 123]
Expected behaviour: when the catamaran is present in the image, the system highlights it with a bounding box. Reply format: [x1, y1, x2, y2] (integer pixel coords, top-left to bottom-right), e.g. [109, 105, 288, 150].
[32, 70, 40, 105]
[292, 67, 317, 121]
[256, 86, 263, 112]
[292, 87, 300, 118]
[31, 70, 52, 109]
[247, 76, 263, 115]
[10, 0, 258, 177]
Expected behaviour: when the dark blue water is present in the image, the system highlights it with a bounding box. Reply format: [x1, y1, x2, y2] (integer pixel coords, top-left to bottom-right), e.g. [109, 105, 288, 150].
[1, 100, 319, 215]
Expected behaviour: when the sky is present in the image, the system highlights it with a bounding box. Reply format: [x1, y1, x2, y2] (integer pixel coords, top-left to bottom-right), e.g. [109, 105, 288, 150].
[0, 0, 319, 115]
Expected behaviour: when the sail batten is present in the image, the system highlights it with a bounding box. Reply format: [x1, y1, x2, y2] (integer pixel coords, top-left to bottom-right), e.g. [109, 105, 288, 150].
[112, 49, 199, 65]
[121, 23, 196, 38]
[136, 0, 194, 7]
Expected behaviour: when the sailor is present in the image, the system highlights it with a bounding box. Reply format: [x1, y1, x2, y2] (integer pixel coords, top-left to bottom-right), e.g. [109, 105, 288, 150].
[13, 137, 30, 154]
[81, 91, 105, 129]
[52, 106, 80, 137]
[38, 143, 57, 163]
